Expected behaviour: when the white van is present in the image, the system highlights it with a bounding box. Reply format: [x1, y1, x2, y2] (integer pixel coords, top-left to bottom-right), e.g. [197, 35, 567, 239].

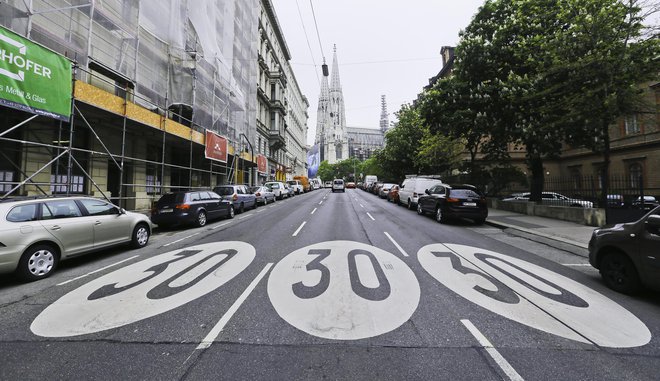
[364, 175, 378, 189]
[397, 176, 443, 209]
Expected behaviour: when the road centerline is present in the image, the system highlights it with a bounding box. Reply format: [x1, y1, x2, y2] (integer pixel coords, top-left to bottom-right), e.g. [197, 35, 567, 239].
[293, 221, 307, 237]
[384, 232, 409, 257]
[461, 319, 524, 381]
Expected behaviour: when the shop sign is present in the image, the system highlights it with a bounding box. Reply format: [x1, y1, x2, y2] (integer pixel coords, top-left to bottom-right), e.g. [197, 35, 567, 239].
[0, 26, 72, 121]
[257, 154, 267, 173]
[205, 130, 227, 163]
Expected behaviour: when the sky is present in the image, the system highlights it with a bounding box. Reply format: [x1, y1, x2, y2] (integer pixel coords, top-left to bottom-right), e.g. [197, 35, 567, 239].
[270, 0, 486, 145]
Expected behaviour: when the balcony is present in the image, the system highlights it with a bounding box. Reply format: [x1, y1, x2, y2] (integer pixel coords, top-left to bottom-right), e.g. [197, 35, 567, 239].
[270, 99, 287, 115]
[268, 129, 286, 152]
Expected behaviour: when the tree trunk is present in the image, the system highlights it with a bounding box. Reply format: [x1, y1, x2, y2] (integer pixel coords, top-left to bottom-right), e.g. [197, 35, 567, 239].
[600, 119, 611, 209]
[529, 153, 544, 202]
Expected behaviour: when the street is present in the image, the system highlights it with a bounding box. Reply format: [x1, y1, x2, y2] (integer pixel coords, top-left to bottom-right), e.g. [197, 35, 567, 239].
[1, 189, 658, 380]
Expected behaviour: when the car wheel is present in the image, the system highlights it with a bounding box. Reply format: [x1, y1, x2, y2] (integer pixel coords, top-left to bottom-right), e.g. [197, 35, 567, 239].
[435, 207, 445, 223]
[263, 197, 268, 205]
[197, 211, 207, 227]
[17, 244, 58, 281]
[600, 252, 641, 294]
[131, 223, 150, 248]
[239, 203, 245, 213]
[417, 203, 425, 215]
[227, 206, 235, 219]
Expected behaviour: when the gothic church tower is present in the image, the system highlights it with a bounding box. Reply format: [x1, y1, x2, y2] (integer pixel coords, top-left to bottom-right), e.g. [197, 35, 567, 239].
[315, 45, 348, 164]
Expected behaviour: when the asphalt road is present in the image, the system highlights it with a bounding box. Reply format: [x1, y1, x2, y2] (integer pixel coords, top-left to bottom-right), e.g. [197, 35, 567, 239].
[1, 188, 658, 380]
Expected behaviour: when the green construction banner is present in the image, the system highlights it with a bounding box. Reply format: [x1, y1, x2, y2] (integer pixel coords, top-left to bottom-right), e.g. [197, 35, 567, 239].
[0, 26, 72, 121]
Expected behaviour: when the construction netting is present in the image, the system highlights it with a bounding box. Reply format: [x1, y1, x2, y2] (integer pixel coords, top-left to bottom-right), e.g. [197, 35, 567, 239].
[0, 0, 258, 148]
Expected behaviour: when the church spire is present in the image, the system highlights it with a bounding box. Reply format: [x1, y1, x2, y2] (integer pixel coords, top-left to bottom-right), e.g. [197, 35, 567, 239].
[330, 45, 342, 92]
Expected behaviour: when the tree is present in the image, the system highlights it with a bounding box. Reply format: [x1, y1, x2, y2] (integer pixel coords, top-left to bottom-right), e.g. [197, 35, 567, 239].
[376, 104, 427, 181]
[316, 160, 334, 183]
[414, 125, 463, 176]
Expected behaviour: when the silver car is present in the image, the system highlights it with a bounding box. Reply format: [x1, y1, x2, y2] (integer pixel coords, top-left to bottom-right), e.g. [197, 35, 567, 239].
[264, 181, 288, 200]
[0, 196, 151, 281]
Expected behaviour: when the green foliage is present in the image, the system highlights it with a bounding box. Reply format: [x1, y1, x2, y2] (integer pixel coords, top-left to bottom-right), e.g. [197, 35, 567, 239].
[375, 104, 427, 181]
[316, 160, 334, 183]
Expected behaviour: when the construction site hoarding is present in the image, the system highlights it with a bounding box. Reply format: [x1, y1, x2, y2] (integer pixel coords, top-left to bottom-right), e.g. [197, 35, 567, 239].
[205, 130, 228, 163]
[0, 25, 72, 121]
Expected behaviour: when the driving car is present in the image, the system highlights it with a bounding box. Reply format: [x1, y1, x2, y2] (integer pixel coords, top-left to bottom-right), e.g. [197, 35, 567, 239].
[332, 179, 345, 193]
[589, 205, 660, 293]
[632, 196, 659, 211]
[151, 190, 234, 228]
[264, 181, 288, 200]
[213, 184, 257, 213]
[416, 184, 488, 224]
[0, 196, 151, 281]
[324, 181, 333, 188]
[346, 182, 356, 189]
[250, 186, 276, 205]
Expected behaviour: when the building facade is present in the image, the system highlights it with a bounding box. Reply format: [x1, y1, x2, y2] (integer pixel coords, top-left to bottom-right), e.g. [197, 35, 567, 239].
[0, 0, 308, 211]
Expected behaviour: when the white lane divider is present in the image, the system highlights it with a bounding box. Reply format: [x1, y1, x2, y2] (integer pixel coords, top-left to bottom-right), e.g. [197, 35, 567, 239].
[311, 208, 317, 214]
[210, 221, 232, 230]
[319, 200, 323, 205]
[292, 221, 307, 237]
[57, 255, 139, 286]
[461, 319, 524, 381]
[561, 263, 591, 267]
[366, 212, 375, 221]
[238, 214, 252, 220]
[163, 232, 200, 247]
[384, 232, 409, 257]
[196, 263, 274, 350]
[360, 204, 364, 208]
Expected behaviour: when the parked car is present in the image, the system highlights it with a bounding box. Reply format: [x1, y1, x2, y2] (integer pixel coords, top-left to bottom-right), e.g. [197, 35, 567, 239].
[152, 190, 234, 228]
[264, 181, 288, 200]
[332, 179, 345, 193]
[213, 184, 257, 213]
[398, 177, 443, 209]
[324, 181, 333, 188]
[250, 186, 276, 205]
[378, 183, 397, 199]
[287, 180, 304, 195]
[503, 191, 594, 208]
[294, 176, 311, 192]
[416, 184, 488, 224]
[371, 182, 383, 195]
[589, 205, 660, 293]
[0, 196, 151, 281]
[387, 184, 400, 204]
[607, 194, 626, 208]
[632, 196, 659, 211]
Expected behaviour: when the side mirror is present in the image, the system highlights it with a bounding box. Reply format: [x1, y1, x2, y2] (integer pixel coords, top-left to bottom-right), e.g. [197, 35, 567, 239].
[425, 189, 430, 195]
[119, 208, 126, 215]
[646, 214, 660, 228]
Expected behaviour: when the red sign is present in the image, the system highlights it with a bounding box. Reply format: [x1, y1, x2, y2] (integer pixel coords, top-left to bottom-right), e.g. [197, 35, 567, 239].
[205, 130, 227, 163]
[257, 154, 267, 174]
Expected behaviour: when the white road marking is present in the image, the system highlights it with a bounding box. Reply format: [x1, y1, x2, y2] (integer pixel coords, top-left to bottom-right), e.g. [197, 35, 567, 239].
[561, 264, 591, 267]
[197, 263, 273, 350]
[163, 232, 200, 247]
[238, 214, 252, 220]
[210, 221, 232, 230]
[360, 204, 364, 208]
[311, 208, 317, 214]
[319, 200, 323, 205]
[384, 232, 409, 257]
[292, 221, 307, 237]
[366, 212, 375, 221]
[461, 319, 524, 381]
[57, 255, 139, 286]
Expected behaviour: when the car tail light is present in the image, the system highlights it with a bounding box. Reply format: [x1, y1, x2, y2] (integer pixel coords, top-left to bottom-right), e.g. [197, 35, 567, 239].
[255, 192, 261, 197]
[447, 197, 460, 203]
[232, 194, 238, 201]
[176, 204, 190, 210]
[413, 192, 418, 197]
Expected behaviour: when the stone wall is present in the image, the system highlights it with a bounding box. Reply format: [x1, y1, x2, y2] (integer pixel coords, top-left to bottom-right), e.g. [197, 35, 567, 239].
[488, 199, 606, 227]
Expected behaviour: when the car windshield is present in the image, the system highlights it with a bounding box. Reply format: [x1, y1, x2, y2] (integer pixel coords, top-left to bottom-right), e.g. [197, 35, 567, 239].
[157, 193, 185, 205]
[214, 187, 234, 196]
[449, 189, 482, 198]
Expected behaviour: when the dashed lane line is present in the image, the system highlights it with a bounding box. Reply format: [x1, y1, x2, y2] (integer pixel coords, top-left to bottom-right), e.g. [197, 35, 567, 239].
[384, 232, 409, 257]
[311, 208, 317, 214]
[461, 319, 524, 381]
[163, 232, 200, 247]
[57, 255, 139, 286]
[293, 221, 307, 237]
[366, 212, 375, 221]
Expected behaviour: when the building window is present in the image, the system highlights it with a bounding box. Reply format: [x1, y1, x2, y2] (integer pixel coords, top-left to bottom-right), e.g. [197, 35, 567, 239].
[624, 115, 640, 135]
[0, 170, 14, 193]
[51, 175, 85, 194]
[629, 163, 642, 189]
[570, 168, 582, 191]
[146, 174, 161, 195]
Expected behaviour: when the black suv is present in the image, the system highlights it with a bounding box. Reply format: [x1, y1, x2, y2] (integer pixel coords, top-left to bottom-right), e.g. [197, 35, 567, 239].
[416, 184, 488, 224]
[589, 205, 660, 294]
[151, 190, 234, 228]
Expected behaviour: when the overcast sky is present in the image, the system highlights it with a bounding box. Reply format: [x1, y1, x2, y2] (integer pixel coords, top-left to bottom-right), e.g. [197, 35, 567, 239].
[270, 0, 485, 145]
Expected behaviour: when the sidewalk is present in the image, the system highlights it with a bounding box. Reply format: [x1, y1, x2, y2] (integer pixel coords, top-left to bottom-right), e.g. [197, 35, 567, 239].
[486, 209, 595, 258]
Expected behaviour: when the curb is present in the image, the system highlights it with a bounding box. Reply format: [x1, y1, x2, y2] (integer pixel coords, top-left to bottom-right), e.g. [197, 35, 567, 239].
[485, 219, 590, 258]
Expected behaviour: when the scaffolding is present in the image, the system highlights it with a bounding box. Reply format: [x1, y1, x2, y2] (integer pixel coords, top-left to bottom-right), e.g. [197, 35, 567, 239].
[0, 0, 259, 211]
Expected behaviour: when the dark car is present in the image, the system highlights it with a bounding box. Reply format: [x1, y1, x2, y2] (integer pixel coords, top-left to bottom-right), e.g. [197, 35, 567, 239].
[151, 190, 234, 228]
[213, 184, 257, 213]
[416, 184, 488, 224]
[632, 196, 659, 211]
[589, 205, 660, 294]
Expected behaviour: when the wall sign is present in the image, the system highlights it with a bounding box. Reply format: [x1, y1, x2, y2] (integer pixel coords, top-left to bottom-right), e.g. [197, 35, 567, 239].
[205, 130, 228, 163]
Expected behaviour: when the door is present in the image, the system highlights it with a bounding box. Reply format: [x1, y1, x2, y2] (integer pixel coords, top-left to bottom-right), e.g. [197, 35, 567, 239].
[640, 211, 660, 288]
[77, 199, 130, 248]
[200, 191, 218, 219]
[39, 200, 94, 257]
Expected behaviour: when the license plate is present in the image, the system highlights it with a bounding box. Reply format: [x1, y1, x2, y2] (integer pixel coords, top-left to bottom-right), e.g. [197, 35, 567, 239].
[463, 202, 477, 207]
[160, 208, 173, 213]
